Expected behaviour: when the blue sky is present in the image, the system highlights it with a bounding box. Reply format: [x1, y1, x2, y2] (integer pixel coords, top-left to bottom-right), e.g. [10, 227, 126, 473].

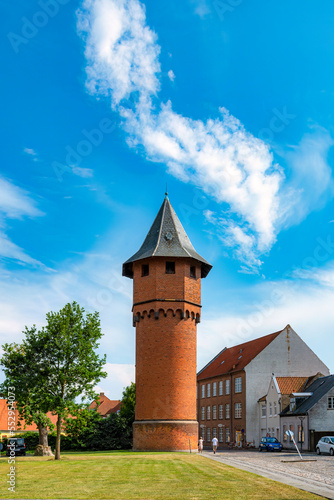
[1, 0, 334, 398]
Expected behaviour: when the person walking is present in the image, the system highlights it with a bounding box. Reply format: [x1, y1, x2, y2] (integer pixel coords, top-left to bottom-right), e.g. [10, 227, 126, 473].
[198, 437, 204, 453]
[212, 436, 218, 454]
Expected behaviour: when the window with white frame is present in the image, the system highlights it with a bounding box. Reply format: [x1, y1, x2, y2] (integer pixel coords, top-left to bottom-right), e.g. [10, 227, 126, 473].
[213, 382, 217, 396]
[261, 404, 266, 418]
[274, 402, 277, 416]
[226, 379, 230, 395]
[218, 426, 224, 442]
[212, 427, 217, 438]
[212, 405, 217, 419]
[269, 403, 272, 417]
[207, 427, 211, 442]
[207, 406, 211, 420]
[218, 404, 223, 419]
[235, 377, 242, 393]
[219, 380, 223, 396]
[201, 406, 205, 421]
[225, 403, 230, 419]
[201, 385, 205, 398]
[207, 383, 211, 398]
[235, 403, 242, 419]
[225, 427, 230, 443]
[328, 397, 334, 409]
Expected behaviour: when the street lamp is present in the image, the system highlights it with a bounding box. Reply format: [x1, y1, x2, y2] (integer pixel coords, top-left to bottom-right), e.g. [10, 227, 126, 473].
[299, 417, 305, 452]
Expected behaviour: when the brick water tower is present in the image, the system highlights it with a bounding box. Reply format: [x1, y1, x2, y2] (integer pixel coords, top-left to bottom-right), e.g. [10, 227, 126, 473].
[122, 194, 212, 451]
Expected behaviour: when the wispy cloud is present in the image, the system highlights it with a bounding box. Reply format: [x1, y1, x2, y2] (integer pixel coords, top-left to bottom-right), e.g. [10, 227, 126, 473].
[77, 0, 286, 270]
[77, 0, 334, 272]
[167, 69, 175, 82]
[0, 176, 44, 266]
[23, 147, 39, 162]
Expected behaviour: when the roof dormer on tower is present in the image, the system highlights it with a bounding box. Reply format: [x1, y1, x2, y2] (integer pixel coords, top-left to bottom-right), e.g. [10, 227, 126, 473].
[122, 195, 212, 279]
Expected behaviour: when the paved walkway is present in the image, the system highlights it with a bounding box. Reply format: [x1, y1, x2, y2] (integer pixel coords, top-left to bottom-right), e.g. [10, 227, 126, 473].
[201, 450, 334, 499]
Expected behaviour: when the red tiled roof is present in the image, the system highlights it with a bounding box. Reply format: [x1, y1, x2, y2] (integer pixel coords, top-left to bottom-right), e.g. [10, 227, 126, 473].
[106, 401, 121, 415]
[197, 329, 283, 380]
[276, 376, 311, 395]
[0, 399, 59, 432]
[89, 393, 121, 417]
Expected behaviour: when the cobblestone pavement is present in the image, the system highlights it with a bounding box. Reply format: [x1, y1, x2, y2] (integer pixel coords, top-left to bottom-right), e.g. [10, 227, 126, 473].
[202, 449, 334, 499]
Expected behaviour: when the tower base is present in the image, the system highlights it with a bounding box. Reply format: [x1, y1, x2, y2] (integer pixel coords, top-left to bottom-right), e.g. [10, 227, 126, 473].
[133, 420, 198, 452]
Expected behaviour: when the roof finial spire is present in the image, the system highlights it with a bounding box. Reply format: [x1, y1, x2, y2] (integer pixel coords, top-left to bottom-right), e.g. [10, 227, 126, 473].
[165, 183, 168, 198]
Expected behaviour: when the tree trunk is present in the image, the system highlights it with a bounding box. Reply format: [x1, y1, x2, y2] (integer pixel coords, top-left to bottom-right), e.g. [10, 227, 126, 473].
[38, 423, 48, 446]
[34, 423, 53, 456]
[55, 414, 62, 460]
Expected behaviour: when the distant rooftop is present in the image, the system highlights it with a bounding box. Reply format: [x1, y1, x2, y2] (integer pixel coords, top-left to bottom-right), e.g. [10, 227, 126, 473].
[197, 329, 284, 380]
[123, 195, 212, 278]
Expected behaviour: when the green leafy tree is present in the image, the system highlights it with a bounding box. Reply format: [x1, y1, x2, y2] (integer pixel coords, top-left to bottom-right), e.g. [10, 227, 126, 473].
[1, 302, 107, 460]
[0, 336, 54, 452]
[119, 382, 136, 425]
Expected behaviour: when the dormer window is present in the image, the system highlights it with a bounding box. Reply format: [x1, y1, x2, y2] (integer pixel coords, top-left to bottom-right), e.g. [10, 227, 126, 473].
[142, 264, 149, 277]
[190, 266, 196, 279]
[166, 261, 175, 274]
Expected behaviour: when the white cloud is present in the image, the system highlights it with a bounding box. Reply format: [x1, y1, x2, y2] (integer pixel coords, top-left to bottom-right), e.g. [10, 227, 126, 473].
[77, 0, 285, 270]
[96, 363, 135, 399]
[0, 177, 44, 266]
[72, 166, 94, 178]
[167, 69, 175, 82]
[23, 148, 39, 162]
[280, 127, 334, 228]
[192, 0, 211, 18]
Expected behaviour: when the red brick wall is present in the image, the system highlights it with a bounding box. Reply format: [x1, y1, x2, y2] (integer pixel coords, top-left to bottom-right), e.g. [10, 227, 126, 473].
[197, 371, 247, 447]
[131, 257, 202, 451]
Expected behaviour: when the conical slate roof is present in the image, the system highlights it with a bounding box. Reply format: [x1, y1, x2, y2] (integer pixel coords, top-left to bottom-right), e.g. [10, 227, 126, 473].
[122, 195, 212, 279]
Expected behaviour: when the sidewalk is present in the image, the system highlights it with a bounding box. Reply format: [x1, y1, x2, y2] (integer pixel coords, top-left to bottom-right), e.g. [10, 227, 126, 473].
[201, 451, 334, 500]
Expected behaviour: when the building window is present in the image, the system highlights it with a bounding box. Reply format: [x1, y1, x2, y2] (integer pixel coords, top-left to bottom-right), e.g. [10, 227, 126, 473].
[201, 426, 205, 439]
[166, 261, 175, 274]
[201, 385, 205, 398]
[235, 377, 242, 393]
[298, 425, 304, 443]
[289, 424, 294, 441]
[218, 404, 223, 419]
[207, 406, 211, 420]
[212, 427, 217, 439]
[212, 405, 217, 419]
[190, 266, 196, 279]
[207, 427, 211, 442]
[226, 380, 230, 395]
[218, 427, 224, 442]
[213, 382, 217, 396]
[225, 427, 230, 443]
[261, 404, 266, 418]
[269, 403, 272, 417]
[201, 407, 205, 421]
[141, 264, 149, 276]
[225, 404, 230, 419]
[274, 402, 277, 416]
[207, 383, 211, 398]
[218, 381, 223, 396]
[283, 424, 287, 442]
[328, 397, 334, 409]
[235, 403, 242, 419]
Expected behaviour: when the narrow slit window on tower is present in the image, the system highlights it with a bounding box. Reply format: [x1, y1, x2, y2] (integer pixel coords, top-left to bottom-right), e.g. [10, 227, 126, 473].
[166, 261, 175, 274]
[190, 266, 196, 279]
[142, 264, 149, 277]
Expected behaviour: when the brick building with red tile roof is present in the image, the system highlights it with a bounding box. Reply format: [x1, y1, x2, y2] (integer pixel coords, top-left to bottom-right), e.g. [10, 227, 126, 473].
[89, 393, 121, 417]
[197, 325, 329, 448]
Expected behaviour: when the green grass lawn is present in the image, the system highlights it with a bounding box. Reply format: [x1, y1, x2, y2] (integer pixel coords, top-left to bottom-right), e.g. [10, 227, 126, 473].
[0, 451, 322, 500]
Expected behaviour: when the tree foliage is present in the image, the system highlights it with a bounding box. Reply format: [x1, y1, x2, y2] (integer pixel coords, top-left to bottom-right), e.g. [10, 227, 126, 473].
[0, 302, 107, 459]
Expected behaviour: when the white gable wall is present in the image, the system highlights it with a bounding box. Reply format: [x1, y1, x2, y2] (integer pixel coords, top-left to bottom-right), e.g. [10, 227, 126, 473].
[309, 386, 334, 431]
[245, 326, 329, 446]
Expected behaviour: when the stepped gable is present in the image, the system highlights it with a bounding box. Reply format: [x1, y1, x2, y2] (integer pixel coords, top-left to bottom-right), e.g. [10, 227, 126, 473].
[197, 329, 283, 380]
[122, 195, 212, 279]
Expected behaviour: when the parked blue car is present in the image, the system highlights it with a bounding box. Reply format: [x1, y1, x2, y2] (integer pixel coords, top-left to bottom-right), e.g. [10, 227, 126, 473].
[259, 437, 283, 452]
